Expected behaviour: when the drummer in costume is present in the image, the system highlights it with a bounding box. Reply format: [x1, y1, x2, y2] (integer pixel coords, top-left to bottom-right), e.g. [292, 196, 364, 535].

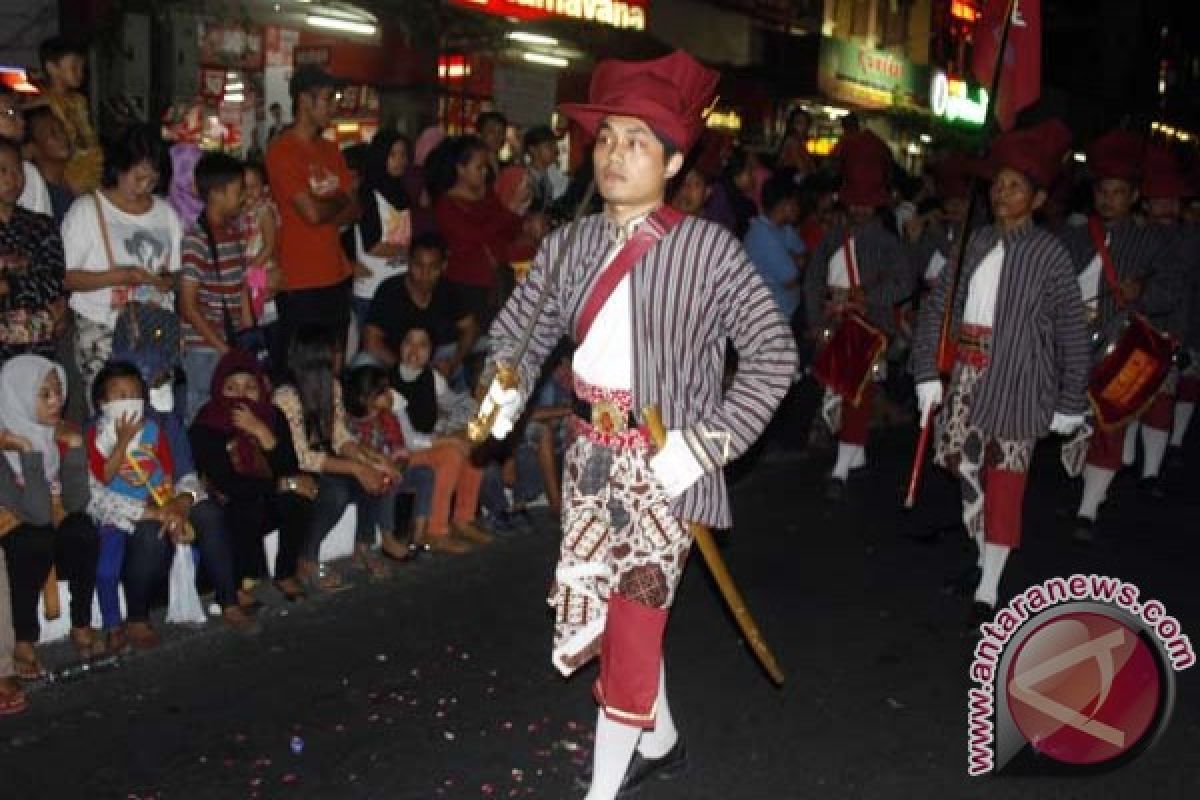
[1064, 130, 1184, 540]
[912, 120, 1090, 621]
[804, 131, 912, 500]
[480, 52, 797, 799]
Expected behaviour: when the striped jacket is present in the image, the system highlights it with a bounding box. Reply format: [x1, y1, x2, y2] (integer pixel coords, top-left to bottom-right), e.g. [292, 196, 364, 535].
[1059, 217, 1185, 339]
[1159, 224, 1200, 348]
[912, 221, 1090, 440]
[489, 212, 798, 528]
[804, 218, 914, 336]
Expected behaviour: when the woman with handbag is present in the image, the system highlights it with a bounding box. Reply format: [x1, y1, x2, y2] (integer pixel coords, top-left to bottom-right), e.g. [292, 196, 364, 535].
[190, 350, 318, 603]
[62, 124, 182, 397]
[0, 355, 100, 676]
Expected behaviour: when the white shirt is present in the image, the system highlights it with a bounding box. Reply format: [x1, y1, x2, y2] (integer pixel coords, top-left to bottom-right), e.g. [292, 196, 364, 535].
[18, 162, 51, 217]
[964, 241, 1005, 326]
[827, 238, 858, 288]
[63, 192, 183, 327]
[353, 191, 410, 300]
[1078, 252, 1102, 315]
[573, 229, 638, 391]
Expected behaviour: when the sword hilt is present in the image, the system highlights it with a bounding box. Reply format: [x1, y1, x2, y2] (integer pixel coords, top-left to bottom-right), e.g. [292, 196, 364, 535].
[466, 362, 520, 444]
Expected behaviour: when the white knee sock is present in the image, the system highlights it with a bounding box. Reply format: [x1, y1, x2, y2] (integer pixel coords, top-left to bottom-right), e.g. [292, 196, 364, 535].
[849, 447, 866, 470]
[1122, 422, 1139, 467]
[1141, 425, 1169, 478]
[585, 711, 643, 800]
[973, 543, 1011, 608]
[1078, 466, 1115, 520]
[637, 662, 677, 759]
[831, 443, 862, 480]
[1172, 402, 1195, 447]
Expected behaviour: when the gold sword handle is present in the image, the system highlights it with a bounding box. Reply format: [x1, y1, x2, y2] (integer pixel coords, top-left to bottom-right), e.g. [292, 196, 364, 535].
[642, 405, 786, 686]
[466, 362, 521, 444]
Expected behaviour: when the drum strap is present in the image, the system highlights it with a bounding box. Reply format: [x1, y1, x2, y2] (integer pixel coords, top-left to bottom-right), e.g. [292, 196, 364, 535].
[1087, 216, 1124, 309]
[841, 232, 861, 289]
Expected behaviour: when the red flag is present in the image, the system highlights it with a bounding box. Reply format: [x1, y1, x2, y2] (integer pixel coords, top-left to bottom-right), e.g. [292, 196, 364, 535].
[972, 0, 1041, 130]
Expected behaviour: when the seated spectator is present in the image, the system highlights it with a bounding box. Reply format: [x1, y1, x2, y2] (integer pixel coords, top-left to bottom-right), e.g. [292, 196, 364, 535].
[391, 327, 490, 553]
[190, 350, 316, 604]
[86, 360, 252, 651]
[179, 152, 253, 420]
[25, 106, 76, 224]
[0, 356, 99, 676]
[0, 87, 51, 216]
[351, 130, 412, 327]
[272, 325, 393, 591]
[343, 360, 436, 572]
[0, 136, 67, 362]
[744, 173, 806, 349]
[63, 124, 182, 394]
[0, 547, 24, 715]
[706, 147, 758, 238]
[239, 162, 281, 357]
[362, 233, 477, 383]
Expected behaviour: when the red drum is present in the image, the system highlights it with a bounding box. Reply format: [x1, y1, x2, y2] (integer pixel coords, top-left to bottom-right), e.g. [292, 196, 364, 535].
[1088, 312, 1176, 430]
[812, 312, 888, 405]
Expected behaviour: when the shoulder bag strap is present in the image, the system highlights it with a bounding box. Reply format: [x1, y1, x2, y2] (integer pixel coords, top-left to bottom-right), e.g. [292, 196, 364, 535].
[92, 192, 116, 269]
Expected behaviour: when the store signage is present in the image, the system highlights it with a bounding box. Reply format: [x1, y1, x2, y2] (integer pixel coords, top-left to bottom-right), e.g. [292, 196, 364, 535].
[447, 0, 649, 31]
[817, 36, 928, 110]
[930, 70, 988, 126]
[198, 22, 265, 70]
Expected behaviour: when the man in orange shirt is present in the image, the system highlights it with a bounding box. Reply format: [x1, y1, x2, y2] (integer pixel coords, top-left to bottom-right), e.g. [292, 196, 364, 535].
[266, 65, 361, 350]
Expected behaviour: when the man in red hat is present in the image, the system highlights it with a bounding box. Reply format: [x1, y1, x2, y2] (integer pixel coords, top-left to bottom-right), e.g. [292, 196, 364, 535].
[913, 119, 1090, 624]
[478, 51, 797, 799]
[1064, 129, 1185, 540]
[1140, 142, 1199, 473]
[804, 123, 911, 500]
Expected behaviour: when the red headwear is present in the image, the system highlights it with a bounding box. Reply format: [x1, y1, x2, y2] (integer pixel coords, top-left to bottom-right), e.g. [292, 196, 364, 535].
[1141, 141, 1189, 200]
[930, 153, 975, 201]
[985, 119, 1072, 189]
[559, 50, 719, 153]
[1087, 129, 1144, 184]
[194, 349, 277, 479]
[837, 129, 892, 208]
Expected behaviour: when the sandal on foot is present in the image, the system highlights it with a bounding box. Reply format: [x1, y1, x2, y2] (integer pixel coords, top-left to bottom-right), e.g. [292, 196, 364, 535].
[106, 626, 131, 655]
[12, 646, 45, 681]
[126, 622, 161, 650]
[70, 627, 105, 660]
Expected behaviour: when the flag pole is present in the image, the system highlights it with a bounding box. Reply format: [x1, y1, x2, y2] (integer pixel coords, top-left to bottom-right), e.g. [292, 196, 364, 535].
[903, 0, 1022, 509]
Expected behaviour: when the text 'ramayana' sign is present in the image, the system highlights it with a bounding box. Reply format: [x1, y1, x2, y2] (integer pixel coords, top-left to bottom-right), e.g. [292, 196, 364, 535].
[817, 35, 928, 110]
[449, 0, 649, 31]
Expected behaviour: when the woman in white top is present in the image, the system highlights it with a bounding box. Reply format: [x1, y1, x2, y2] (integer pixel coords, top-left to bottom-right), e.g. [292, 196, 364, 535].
[62, 124, 182, 395]
[351, 130, 412, 326]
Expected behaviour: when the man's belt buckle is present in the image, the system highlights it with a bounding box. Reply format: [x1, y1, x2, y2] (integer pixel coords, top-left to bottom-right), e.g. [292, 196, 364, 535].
[591, 400, 627, 434]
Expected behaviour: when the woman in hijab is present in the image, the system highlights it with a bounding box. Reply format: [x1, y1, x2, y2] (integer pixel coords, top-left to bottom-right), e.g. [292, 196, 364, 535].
[0, 355, 99, 675]
[351, 130, 413, 326]
[190, 350, 317, 603]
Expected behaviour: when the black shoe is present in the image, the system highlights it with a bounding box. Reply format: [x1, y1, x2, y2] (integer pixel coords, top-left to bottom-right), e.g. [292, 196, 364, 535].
[942, 564, 982, 597]
[617, 738, 689, 798]
[824, 477, 848, 503]
[1137, 476, 1166, 500]
[965, 600, 994, 631]
[1072, 516, 1096, 544]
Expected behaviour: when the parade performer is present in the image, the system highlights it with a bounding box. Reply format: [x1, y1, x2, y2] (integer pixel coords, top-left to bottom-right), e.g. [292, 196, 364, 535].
[1064, 130, 1184, 540]
[913, 120, 1090, 622]
[805, 136, 912, 500]
[478, 51, 797, 800]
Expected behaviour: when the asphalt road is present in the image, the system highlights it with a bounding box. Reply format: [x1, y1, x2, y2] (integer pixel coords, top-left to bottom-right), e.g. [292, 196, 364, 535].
[2, 410, 1198, 800]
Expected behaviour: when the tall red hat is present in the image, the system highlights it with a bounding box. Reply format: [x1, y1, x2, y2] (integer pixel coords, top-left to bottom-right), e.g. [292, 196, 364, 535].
[560, 50, 718, 153]
[930, 153, 975, 201]
[985, 119, 1072, 188]
[1087, 129, 1144, 184]
[837, 129, 892, 207]
[1141, 141, 1189, 200]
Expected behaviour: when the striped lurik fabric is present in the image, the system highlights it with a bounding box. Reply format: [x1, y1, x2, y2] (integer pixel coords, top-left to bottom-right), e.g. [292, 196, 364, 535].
[489, 212, 798, 528]
[913, 220, 1090, 440]
[1059, 217, 1185, 339]
[804, 218, 914, 336]
[1156, 224, 1200, 345]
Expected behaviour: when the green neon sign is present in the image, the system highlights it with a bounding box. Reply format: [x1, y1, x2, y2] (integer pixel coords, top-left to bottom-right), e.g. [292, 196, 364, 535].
[930, 71, 989, 127]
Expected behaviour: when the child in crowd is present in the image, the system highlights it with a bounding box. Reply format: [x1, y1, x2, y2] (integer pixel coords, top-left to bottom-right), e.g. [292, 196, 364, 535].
[179, 153, 253, 420]
[391, 326, 489, 553]
[343, 359, 436, 571]
[239, 162, 280, 332]
[38, 36, 102, 195]
[0, 87, 51, 216]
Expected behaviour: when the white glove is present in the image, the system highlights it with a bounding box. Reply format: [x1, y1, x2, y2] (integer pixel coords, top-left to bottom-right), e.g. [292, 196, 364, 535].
[649, 430, 705, 499]
[916, 381, 943, 429]
[480, 378, 523, 440]
[1050, 412, 1085, 436]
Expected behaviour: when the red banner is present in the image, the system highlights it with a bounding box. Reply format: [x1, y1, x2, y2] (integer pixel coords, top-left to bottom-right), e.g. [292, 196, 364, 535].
[971, 0, 1040, 130]
[446, 0, 649, 30]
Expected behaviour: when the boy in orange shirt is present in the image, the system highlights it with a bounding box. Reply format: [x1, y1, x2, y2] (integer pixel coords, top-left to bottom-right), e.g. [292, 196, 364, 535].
[38, 36, 103, 195]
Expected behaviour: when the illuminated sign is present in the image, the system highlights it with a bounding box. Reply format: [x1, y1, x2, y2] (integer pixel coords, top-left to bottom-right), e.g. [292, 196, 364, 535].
[950, 0, 979, 21]
[706, 110, 742, 131]
[448, 0, 648, 31]
[930, 70, 989, 126]
[818, 36, 929, 111]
